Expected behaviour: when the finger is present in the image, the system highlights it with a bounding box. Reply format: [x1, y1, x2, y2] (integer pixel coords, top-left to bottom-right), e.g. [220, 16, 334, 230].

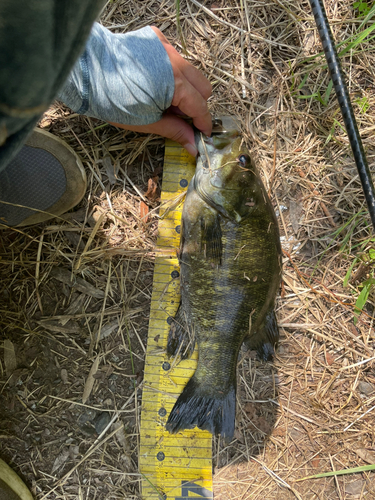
[176, 60, 212, 101]
[150, 26, 169, 45]
[108, 116, 198, 157]
[163, 42, 212, 100]
[172, 72, 212, 136]
[150, 26, 212, 100]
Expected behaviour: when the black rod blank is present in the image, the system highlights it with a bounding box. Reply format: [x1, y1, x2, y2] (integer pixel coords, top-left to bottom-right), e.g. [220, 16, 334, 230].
[308, 0, 375, 231]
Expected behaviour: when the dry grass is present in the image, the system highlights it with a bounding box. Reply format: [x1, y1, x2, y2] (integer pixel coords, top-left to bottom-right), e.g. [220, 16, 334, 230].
[1, 0, 375, 499]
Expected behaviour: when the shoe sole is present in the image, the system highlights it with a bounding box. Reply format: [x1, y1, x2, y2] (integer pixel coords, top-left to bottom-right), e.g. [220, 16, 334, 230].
[16, 128, 87, 227]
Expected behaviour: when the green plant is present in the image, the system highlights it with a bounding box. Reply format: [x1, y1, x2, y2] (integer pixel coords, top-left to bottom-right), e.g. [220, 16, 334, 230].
[359, 2, 375, 26]
[343, 239, 375, 324]
[355, 96, 370, 113]
[291, 74, 333, 106]
[299, 22, 375, 70]
[324, 117, 345, 145]
[298, 463, 375, 481]
[353, 0, 373, 17]
[313, 213, 374, 324]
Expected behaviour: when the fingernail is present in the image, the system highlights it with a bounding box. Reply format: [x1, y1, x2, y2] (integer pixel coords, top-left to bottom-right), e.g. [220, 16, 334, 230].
[185, 143, 198, 157]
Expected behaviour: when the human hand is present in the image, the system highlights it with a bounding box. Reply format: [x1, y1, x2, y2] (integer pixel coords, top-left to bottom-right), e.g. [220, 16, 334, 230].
[109, 26, 212, 156]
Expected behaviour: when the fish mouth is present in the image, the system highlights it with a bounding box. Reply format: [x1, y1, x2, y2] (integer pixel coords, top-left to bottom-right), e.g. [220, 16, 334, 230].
[211, 116, 241, 135]
[195, 132, 238, 154]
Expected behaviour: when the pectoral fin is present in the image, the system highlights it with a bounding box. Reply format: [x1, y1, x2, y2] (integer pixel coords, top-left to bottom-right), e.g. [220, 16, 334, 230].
[243, 309, 279, 361]
[200, 212, 222, 265]
[167, 303, 195, 359]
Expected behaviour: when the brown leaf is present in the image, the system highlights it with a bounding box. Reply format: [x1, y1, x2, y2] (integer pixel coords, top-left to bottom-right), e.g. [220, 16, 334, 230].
[289, 200, 303, 234]
[51, 448, 70, 473]
[233, 429, 244, 443]
[60, 294, 86, 326]
[144, 176, 159, 201]
[60, 207, 87, 223]
[99, 319, 119, 341]
[37, 320, 82, 334]
[140, 201, 149, 223]
[325, 352, 336, 365]
[351, 262, 371, 284]
[64, 231, 85, 252]
[345, 479, 367, 496]
[358, 381, 374, 395]
[82, 356, 100, 404]
[311, 457, 320, 468]
[4, 339, 17, 377]
[102, 155, 119, 185]
[50, 267, 105, 299]
[352, 446, 375, 464]
[112, 422, 130, 450]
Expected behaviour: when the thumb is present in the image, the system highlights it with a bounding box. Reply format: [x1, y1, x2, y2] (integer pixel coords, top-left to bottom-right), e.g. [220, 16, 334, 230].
[153, 114, 198, 156]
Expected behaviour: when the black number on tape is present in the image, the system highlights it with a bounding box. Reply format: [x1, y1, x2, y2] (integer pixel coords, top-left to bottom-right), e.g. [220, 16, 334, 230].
[174, 480, 213, 499]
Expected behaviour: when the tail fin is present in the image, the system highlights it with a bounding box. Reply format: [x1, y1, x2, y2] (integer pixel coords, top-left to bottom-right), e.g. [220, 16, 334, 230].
[166, 376, 236, 442]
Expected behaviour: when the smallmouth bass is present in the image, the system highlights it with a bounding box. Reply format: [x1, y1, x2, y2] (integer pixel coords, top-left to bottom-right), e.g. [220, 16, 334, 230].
[165, 120, 282, 441]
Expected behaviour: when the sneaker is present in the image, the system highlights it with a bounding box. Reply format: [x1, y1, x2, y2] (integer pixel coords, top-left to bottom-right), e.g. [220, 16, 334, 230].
[0, 128, 87, 227]
[0, 458, 33, 500]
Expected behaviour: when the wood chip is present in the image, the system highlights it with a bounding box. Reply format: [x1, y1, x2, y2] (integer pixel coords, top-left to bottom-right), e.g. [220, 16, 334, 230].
[61, 369, 68, 384]
[82, 356, 100, 404]
[144, 176, 159, 201]
[140, 201, 149, 223]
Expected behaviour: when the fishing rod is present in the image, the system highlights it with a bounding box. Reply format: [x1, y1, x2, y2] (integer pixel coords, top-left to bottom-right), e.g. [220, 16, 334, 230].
[308, 0, 375, 231]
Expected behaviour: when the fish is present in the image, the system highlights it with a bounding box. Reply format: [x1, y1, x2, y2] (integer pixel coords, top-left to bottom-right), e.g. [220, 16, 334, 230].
[165, 119, 282, 441]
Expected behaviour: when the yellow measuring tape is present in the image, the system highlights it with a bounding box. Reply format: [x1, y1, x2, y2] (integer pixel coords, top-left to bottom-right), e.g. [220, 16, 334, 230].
[139, 141, 213, 499]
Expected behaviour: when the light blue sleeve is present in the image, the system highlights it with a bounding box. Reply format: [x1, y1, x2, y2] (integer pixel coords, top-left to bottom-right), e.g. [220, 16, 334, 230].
[57, 23, 175, 125]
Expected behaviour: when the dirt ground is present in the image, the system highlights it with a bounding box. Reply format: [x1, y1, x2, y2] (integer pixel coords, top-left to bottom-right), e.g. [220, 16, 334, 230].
[1, 0, 375, 499]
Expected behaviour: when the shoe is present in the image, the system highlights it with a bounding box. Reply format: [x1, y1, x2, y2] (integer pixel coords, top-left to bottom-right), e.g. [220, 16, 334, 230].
[0, 458, 34, 500]
[0, 128, 87, 227]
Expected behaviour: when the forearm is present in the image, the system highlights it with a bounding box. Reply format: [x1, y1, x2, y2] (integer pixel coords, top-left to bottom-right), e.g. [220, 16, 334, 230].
[57, 23, 175, 126]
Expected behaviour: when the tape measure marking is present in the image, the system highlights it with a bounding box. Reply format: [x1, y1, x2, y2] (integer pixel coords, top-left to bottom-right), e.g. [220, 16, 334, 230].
[139, 141, 213, 500]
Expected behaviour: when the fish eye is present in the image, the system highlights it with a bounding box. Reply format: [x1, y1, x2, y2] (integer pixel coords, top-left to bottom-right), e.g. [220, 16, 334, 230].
[237, 154, 250, 167]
